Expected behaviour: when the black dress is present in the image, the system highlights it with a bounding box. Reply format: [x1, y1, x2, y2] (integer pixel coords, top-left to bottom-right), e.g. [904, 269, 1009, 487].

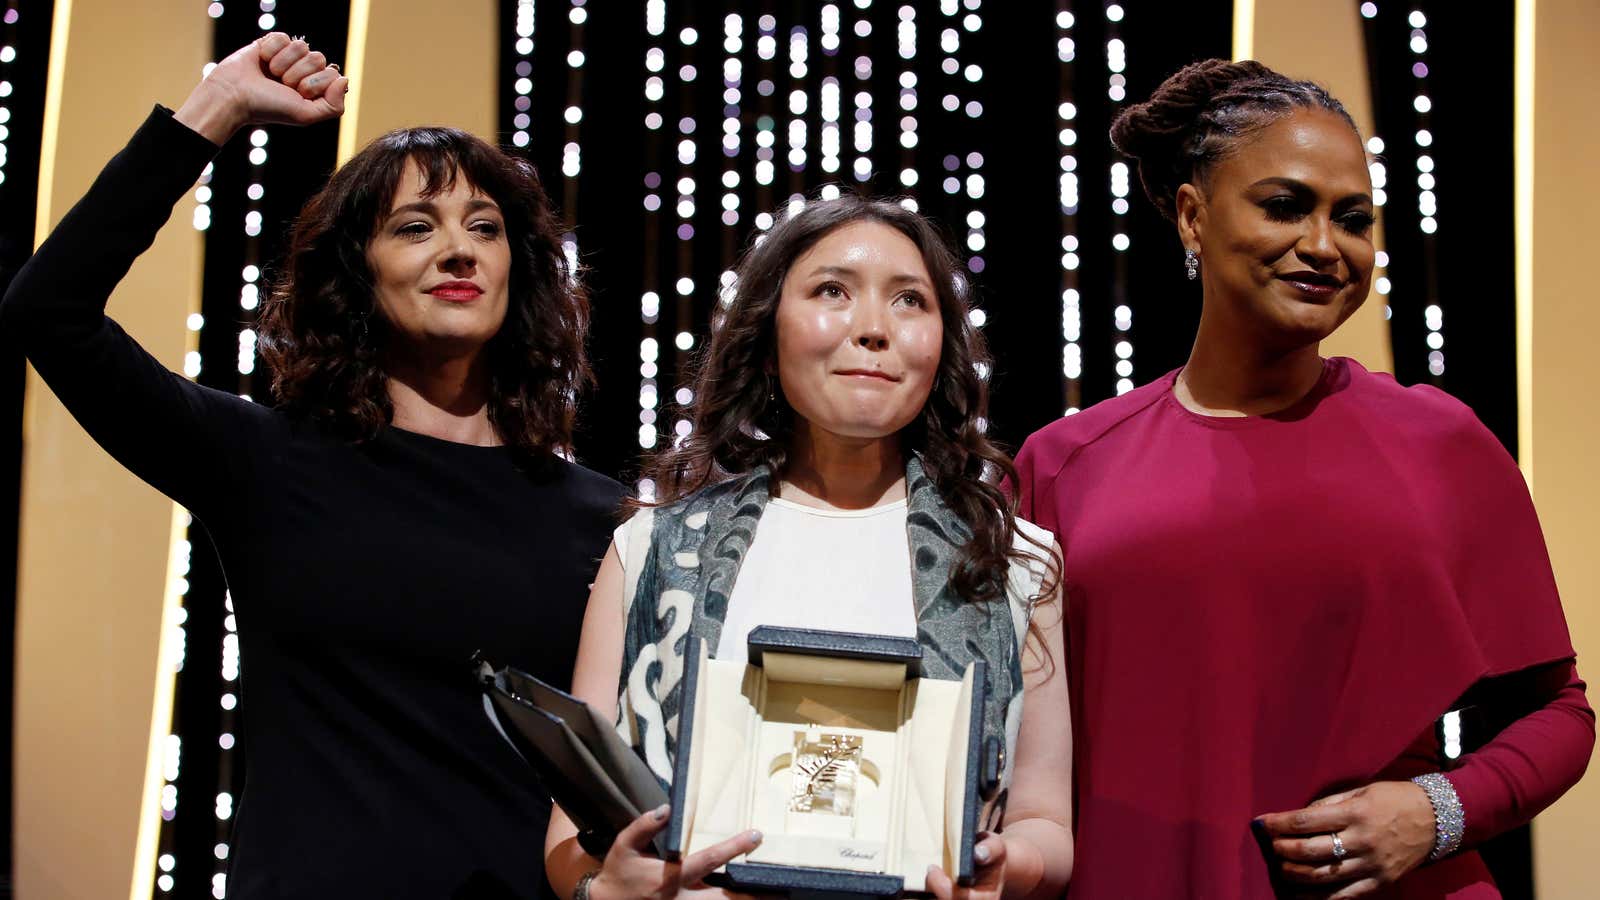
[1, 106, 625, 899]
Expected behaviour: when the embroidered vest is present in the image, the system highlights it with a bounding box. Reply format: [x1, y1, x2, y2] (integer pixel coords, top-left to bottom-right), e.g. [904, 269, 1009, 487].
[616, 456, 1029, 789]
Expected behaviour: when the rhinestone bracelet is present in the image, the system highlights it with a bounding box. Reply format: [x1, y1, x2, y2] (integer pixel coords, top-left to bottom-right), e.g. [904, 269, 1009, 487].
[1411, 772, 1465, 860]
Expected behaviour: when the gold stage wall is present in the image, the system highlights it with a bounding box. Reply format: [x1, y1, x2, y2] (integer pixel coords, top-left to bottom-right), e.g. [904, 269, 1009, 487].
[1521, 1, 1600, 895]
[14, 2, 207, 898]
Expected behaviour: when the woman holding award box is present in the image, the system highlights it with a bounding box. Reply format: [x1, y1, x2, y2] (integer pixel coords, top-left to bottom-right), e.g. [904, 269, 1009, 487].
[544, 199, 1074, 900]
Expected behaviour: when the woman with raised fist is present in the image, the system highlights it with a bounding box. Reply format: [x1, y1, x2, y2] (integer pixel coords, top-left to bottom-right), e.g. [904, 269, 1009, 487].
[2, 33, 622, 899]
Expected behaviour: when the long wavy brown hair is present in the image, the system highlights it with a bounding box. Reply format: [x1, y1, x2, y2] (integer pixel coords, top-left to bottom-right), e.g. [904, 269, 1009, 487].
[258, 126, 589, 459]
[643, 195, 1058, 625]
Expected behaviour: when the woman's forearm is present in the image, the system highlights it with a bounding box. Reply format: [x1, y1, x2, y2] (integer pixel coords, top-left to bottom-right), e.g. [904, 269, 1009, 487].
[546, 835, 601, 900]
[1449, 661, 1595, 847]
[545, 805, 602, 900]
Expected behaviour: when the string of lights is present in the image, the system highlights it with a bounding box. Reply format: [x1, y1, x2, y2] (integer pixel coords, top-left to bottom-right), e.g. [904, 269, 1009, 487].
[670, 18, 699, 450]
[1056, 3, 1082, 415]
[0, 2, 17, 191]
[785, 21, 809, 199]
[895, 4, 918, 206]
[753, 13, 778, 210]
[955, 0, 986, 289]
[510, 1, 535, 149]
[1358, 2, 1398, 362]
[1404, 7, 1445, 380]
[559, 1, 585, 304]
[158, 4, 279, 896]
[714, 11, 743, 373]
[819, 5, 844, 190]
[1103, 2, 1135, 397]
[636, 2, 666, 470]
[851, 0, 874, 187]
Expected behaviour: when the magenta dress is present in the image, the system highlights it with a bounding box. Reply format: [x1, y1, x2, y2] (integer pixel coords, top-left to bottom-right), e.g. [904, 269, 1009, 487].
[1015, 358, 1593, 898]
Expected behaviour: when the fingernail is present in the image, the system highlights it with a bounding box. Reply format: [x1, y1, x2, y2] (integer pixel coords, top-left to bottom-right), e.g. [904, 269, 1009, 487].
[974, 844, 991, 864]
[927, 864, 940, 878]
[653, 804, 670, 821]
[748, 829, 763, 843]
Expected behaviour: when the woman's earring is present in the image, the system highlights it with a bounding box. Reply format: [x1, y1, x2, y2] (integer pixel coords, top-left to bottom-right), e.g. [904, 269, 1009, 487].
[1184, 248, 1200, 281]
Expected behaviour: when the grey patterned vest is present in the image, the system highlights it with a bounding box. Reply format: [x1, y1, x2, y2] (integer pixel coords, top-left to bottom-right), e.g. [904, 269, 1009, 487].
[616, 456, 1026, 788]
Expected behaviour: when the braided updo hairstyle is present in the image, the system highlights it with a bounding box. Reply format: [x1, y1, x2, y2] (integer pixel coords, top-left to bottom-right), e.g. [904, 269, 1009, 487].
[1110, 59, 1360, 221]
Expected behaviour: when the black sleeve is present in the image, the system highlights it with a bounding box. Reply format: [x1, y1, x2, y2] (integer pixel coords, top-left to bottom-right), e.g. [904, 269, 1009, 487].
[0, 104, 272, 518]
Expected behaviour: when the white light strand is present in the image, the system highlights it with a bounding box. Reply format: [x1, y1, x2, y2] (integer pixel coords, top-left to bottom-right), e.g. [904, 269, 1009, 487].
[753, 14, 778, 208]
[957, 2, 984, 282]
[853, 2, 873, 183]
[786, 25, 809, 176]
[671, 12, 698, 448]
[0, 5, 17, 193]
[722, 13, 744, 227]
[821, 5, 843, 181]
[1105, 3, 1133, 395]
[1358, 5, 1396, 340]
[897, 3, 919, 196]
[1057, 4, 1082, 414]
[1408, 8, 1444, 378]
[511, 1, 534, 147]
[560, 0, 586, 299]
[639, 8, 665, 454]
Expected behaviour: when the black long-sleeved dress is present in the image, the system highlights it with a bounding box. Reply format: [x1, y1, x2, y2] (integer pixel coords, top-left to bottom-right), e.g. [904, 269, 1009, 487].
[1, 106, 625, 899]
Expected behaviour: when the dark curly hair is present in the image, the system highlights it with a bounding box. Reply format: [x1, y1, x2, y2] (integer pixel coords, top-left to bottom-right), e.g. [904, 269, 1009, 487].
[1110, 59, 1359, 221]
[642, 195, 1058, 621]
[258, 126, 589, 458]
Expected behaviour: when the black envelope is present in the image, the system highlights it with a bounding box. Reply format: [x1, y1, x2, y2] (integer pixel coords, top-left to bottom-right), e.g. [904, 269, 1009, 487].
[476, 659, 670, 857]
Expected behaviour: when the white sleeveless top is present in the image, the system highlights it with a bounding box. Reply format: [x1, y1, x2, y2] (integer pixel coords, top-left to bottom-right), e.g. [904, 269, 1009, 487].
[612, 497, 1054, 663]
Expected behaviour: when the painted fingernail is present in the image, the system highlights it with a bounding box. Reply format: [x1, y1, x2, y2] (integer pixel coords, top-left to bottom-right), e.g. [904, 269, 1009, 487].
[748, 830, 763, 843]
[653, 804, 670, 821]
[974, 844, 991, 864]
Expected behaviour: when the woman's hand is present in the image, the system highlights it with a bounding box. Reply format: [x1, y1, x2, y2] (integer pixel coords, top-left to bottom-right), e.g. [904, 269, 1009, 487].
[1256, 781, 1438, 898]
[924, 833, 1007, 900]
[588, 805, 764, 900]
[174, 32, 347, 145]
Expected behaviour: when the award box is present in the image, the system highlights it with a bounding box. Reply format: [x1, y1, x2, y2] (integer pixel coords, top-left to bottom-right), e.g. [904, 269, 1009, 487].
[481, 625, 998, 898]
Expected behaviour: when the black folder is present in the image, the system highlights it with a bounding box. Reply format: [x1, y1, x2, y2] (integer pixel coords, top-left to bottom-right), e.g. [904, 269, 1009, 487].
[477, 659, 670, 856]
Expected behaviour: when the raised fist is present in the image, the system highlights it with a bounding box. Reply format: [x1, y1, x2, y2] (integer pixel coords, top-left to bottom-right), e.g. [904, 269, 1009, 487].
[175, 32, 348, 144]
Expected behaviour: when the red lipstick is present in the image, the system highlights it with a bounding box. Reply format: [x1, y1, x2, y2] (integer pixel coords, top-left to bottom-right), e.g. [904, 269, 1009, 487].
[427, 280, 483, 302]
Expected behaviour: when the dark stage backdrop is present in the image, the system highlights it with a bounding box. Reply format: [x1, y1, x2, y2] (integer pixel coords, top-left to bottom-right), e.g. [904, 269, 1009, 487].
[2, 1, 53, 896]
[0, 2, 1524, 898]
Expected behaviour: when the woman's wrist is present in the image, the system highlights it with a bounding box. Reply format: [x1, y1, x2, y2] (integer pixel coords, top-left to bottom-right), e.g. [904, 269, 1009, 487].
[172, 79, 246, 146]
[572, 867, 602, 900]
[1411, 773, 1466, 860]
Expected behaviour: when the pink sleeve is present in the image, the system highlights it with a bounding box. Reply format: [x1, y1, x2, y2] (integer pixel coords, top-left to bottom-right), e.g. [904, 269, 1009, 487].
[1447, 661, 1595, 847]
[1012, 437, 1038, 521]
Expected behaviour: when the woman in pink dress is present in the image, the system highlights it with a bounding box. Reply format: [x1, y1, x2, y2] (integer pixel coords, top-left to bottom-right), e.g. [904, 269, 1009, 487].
[1015, 59, 1592, 899]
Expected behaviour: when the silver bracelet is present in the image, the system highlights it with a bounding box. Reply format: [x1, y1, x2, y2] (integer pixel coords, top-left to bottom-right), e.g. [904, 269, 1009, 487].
[1411, 773, 1465, 860]
[573, 868, 601, 900]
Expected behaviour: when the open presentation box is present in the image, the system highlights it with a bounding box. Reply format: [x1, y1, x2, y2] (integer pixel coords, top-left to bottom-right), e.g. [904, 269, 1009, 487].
[665, 626, 992, 898]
